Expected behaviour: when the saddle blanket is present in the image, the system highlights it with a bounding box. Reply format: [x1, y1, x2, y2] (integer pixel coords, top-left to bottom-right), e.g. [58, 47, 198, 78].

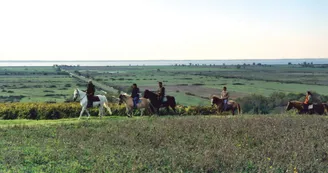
[90, 96, 100, 101]
[309, 104, 313, 109]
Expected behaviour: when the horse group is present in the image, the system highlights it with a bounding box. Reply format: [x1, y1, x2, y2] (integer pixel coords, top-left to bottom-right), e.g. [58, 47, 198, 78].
[73, 89, 328, 119]
[73, 88, 176, 119]
[286, 101, 328, 115]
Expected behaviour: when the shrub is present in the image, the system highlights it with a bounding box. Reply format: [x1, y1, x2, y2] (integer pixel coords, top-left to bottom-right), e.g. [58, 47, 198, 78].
[185, 92, 196, 96]
[0, 103, 126, 120]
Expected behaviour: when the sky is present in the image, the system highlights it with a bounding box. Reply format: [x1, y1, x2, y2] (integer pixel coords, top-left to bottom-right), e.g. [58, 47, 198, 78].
[0, 0, 327, 61]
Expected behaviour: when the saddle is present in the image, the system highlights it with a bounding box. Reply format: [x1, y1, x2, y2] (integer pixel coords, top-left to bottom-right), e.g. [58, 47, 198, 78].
[308, 104, 314, 110]
[163, 96, 168, 102]
[159, 96, 168, 106]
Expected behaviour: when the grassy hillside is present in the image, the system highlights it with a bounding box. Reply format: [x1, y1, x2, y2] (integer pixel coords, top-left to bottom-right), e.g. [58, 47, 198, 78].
[0, 115, 327, 172]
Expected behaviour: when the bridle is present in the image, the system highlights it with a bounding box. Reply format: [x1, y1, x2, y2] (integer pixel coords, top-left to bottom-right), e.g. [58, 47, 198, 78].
[75, 90, 86, 102]
[119, 94, 128, 105]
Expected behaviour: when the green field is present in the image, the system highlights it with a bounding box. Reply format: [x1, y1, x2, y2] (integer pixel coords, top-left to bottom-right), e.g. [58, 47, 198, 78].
[0, 115, 327, 172]
[61, 64, 328, 106]
[0, 66, 84, 103]
[1, 64, 328, 114]
[1, 64, 328, 172]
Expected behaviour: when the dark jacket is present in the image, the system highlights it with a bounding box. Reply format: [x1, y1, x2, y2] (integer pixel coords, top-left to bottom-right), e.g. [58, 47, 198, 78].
[131, 88, 140, 98]
[86, 83, 95, 96]
[158, 87, 165, 98]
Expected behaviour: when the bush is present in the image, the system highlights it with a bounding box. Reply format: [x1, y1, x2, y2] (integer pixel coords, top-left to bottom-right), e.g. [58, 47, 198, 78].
[237, 94, 270, 114]
[0, 103, 126, 120]
[0, 103, 220, 120]
[185, 92, 196, 96]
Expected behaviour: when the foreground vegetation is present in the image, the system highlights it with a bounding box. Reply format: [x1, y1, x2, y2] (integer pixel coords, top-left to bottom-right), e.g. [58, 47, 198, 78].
[1, 89, 328, 120]
[0, 115, 327, 172]
[0, 102, 219, 119]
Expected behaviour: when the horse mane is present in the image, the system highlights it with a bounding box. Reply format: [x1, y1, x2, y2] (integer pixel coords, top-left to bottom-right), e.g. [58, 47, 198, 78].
[212, 95, 220, 99]
[76, 88, 83, 93]
[122, 93, 130, 97]
[290, 100, 302, 104]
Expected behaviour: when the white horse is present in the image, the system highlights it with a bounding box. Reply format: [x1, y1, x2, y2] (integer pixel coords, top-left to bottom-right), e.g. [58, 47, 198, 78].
[73, 88, 112, 119]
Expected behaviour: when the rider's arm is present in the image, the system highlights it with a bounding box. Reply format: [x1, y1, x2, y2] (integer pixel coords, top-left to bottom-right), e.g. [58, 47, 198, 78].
[221, 92, 229, 99]
[225, 92, 229, 99]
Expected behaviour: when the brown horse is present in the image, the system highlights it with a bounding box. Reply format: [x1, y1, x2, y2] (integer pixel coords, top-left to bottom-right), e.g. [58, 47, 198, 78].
[143, 90, 176, 115]
[211, 96, 241, 115]
[285, 101, 326, 115]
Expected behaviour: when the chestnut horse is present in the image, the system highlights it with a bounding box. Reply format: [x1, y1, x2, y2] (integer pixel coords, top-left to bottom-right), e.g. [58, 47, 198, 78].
[285, 101, 326, 115]
[211, 96, 241, 115]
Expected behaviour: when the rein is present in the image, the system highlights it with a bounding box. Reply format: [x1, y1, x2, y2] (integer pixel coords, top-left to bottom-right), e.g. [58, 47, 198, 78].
[76, 90, 87, 102]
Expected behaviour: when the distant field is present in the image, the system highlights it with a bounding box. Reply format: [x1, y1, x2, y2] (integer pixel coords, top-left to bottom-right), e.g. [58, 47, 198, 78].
[0, 66, 82, 103]
[1, 64, 328, 106]
[0, 115, 327, 172]
[62, 64, 328, 106]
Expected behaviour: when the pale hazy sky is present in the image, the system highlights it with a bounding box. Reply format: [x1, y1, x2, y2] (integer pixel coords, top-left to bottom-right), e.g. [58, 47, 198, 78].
[0, 0, 327, 61]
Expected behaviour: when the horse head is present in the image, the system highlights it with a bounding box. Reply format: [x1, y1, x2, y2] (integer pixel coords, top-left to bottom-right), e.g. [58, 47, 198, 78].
[211, 96, 221, 106]
[73, 89, 79, 101]
[118, 94, 124, 105]
[143, 89, 150, 98]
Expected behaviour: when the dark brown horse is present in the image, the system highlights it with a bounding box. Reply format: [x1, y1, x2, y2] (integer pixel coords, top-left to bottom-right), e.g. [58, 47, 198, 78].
[211, 96, 241, 115]
[286, 101, 326, 115]
[143, 90, 176, 115]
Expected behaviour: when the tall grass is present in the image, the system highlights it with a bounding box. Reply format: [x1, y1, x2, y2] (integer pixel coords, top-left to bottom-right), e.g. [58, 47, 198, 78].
[0, 115, 327, 172]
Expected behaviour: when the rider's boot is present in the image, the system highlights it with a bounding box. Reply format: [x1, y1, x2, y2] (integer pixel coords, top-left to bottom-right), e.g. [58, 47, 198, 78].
[87, 100, 92, 108]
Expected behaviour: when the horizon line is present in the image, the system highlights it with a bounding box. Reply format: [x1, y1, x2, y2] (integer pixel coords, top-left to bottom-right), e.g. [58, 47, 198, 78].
[1, 58, 328, 62]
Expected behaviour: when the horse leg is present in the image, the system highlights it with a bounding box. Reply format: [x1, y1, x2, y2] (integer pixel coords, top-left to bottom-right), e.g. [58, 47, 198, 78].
[156, 108, 160, 116]
[171, 105, 177, 115]
[86, 109, 91, 119]
[79, 107, 86, 120]
[141, 108, 145, 116]
[99, 106, 104, 118]
[232, 108, 235, 116]
[166, 106, 170, 114]
[126, 107, 132, 117]
[146, 106, 153, 116]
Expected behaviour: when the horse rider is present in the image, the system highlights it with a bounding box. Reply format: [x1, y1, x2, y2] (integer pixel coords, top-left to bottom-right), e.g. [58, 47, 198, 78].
[85, 80, 95, 108]
[157, 82, 165, 103]
[131, 83, 140, 108]
[221, 86, 229, 111]
[303, 91, 313, 111]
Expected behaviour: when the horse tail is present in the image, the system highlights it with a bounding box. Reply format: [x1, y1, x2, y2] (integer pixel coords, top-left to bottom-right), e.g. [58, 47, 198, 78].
[323, 103, 328, 115]
[237, 103, 241, 115]
[171, 96, 176, 108]
[103, 97, 112, 115]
